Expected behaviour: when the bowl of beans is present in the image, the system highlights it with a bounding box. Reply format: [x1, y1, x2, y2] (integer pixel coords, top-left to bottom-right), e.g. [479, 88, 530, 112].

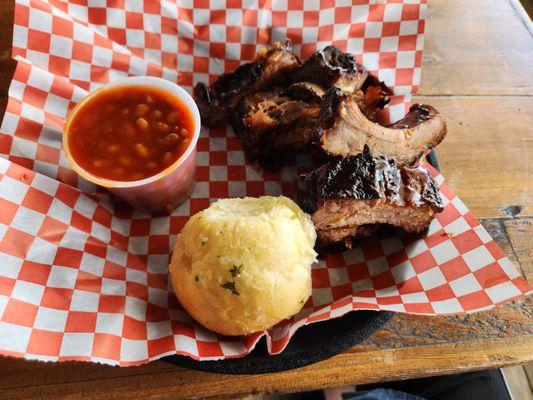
[63, 76, 201, 213]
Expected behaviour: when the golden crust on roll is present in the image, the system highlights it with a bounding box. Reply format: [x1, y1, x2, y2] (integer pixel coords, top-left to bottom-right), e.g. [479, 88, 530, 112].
[169, 196, 317, 336]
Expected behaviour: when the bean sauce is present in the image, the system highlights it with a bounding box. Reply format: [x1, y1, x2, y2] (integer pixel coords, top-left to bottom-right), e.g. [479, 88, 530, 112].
[67, 85, 194, 182]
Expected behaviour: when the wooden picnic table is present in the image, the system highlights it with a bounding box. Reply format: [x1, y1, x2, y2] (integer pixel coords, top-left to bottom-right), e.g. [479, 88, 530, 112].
[0, 0, 531, 399]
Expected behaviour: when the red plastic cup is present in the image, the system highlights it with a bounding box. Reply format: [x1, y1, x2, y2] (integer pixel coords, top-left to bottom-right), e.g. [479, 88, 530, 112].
[63, 76, 201, 213]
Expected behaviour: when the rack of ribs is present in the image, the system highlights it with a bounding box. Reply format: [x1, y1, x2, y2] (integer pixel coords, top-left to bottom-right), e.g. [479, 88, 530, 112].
[296, 147, 444, 249]
[195, 42, 397, 167]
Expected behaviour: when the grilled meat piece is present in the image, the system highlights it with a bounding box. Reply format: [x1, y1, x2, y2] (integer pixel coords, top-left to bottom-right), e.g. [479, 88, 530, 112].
[193, 41, 300, 127]
[317, 88, 447, 166]
[239, 88, 321, 134]
[296, 148, 443, 248]
[228, 45, 381, 164]
[293, 45, 369, 93]
[358, 74, 393, 122]
[281, 82, 326, 102]
[232, 88, 320, 166]
[194, 42, 444, 171]
[233, 77, 391, 167]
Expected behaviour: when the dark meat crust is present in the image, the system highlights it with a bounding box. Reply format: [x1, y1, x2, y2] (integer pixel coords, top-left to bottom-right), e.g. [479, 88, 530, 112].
[296, 148, 443, 248]
[318, 87, 348, 131]
[256, 119, 317, 167]
[239, 89, 320, 134]
[358, 78, 391, 122]
[292, 45, 368, 93]
[297, 147, 443, 214]
[388, 103, 436, 129]
[193, 41, 300, 127]
[361, 74, 393, 98]
[301, 148, 402, 206]
[317, 84, 391, 131]
[230, 88, 320, 167]
[280, 82, 326, 102]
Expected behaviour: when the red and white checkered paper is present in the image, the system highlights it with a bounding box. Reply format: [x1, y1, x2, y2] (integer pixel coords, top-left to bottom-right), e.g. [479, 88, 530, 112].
[0, 0, 529, 366]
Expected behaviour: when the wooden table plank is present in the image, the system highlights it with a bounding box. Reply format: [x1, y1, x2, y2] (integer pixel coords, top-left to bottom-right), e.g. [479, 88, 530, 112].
[412, 96, 533, 218]
[419, 0, 533, 96]
[504, 218, 533, 281]
[1, 335, 531, 400]
[483, 218, 532, 281]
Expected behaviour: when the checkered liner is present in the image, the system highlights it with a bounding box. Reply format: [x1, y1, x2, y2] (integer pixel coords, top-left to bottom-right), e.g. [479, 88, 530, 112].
[0, 0, 529, 366]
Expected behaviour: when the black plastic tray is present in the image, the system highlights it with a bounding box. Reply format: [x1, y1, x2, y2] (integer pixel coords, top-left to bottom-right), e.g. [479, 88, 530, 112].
[164, 151, 440, 374]
[165, 310, 394, 374]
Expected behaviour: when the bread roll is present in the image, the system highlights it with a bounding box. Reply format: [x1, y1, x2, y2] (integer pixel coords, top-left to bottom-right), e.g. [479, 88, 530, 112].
[169, 196, 317, 336]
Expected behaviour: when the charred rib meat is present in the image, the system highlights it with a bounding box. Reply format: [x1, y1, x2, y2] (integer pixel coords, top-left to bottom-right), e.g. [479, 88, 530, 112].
[194, 42, 444, 170]
[231, 88, 321, 166]
[292, 45, 369, 93]
[317, 88, 447, 166]
[193, 41, 300, 127]
[232, 75, 391, 166]
[296, 148, 443, 248]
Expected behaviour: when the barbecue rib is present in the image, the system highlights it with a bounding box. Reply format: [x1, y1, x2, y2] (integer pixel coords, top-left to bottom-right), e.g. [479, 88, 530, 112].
[193, 42, 445, 170]
[296, 148, 444, 248]
[317, 88, 447, 166]
[193, 41, 300, 127]
[231, 87, 321, 166]
[231, 76, 391, 166]
[292, 45, 369, 93]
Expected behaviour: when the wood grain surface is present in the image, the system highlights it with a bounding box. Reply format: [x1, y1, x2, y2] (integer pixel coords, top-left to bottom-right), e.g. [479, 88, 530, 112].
[0, 0, 531, 399]
[415, 96, 532, 218]
[418, 0, 533, 96]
